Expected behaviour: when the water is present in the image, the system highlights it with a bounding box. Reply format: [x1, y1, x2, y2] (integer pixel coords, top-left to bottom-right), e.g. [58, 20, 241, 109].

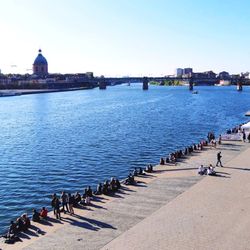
[0, 84, 250, 233]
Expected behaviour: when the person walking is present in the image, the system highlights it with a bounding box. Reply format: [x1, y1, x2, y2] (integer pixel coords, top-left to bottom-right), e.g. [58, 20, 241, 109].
[242, 130, 246, 142]
[216, 151, 223, 167]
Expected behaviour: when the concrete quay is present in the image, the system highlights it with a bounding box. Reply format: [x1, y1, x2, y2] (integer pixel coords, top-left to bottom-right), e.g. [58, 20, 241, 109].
[1, 141, 249, 250]
[0, 87, 92, 97]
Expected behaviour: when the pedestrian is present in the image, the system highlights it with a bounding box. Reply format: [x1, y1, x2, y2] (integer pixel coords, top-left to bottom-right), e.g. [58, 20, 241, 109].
[216, 151, 223, 167]
[248, 133, 250, 143]
[242, 130, 246, 142]
[54, 197, 61, 220]
[68, 193, 74, 215]
[61, 191, 69, 213]
[51, 193, 57, 215]
[218, 135, 222, 145]
[207, 132, 211, 143]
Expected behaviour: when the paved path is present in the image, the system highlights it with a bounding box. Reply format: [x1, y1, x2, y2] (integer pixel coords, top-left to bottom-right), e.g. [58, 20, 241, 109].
[24, 177, 201, 250]
[1, 141, 248, 250]
[103, 145, 250, 250]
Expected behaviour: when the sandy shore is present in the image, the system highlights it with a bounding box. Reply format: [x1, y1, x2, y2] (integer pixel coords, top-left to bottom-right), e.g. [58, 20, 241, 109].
[0, 141, 249, 250]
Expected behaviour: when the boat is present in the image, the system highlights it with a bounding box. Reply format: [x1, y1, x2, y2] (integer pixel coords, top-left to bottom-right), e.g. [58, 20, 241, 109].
[237, 84, 242, 91]
[215, 80, 231, 86]
[242, 121, 250, 131]
[245, 111, 250, 116]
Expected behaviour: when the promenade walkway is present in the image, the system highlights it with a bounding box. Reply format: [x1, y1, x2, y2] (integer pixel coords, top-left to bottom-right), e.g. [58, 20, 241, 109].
[103, 143, 250, 250]
[1, 141, 249, 250]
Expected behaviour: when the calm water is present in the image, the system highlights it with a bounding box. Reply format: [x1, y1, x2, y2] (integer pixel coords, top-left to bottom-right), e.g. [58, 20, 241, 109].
[0, 84, 250, 233]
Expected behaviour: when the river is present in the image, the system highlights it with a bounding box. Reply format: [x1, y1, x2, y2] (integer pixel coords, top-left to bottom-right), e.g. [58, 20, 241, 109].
[0, 84, 249, 233]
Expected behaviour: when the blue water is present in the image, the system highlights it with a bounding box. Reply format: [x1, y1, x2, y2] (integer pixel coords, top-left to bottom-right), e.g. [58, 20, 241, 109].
[0, 84, 250, 233]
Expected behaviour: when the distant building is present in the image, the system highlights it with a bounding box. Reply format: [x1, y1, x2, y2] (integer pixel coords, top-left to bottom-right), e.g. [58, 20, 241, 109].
[192, 72, 205, 79]
[231, 74, 240, 79]
[86, 72, 94, 79]
[176, 68, 183, 77]
[183, 68, 193, 75]
[33, 49, 48, 76]
[192, 71, 216, 79]
[218, 71, 230, 80]
[204, 71, 216, 79]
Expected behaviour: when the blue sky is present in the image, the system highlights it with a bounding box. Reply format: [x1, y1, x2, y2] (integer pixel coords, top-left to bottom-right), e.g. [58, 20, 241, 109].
[0, 0, 250, 76]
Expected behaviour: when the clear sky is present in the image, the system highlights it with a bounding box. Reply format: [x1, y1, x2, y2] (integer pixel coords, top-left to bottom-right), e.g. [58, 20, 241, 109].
[0, 0, 250, 76]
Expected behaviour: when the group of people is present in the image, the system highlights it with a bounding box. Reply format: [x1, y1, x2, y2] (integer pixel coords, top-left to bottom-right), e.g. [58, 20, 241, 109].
[197, 135, 225, 177]
[124, 167, 149, 185]
[4, 207, 48, 242]
[7, 214, 31, 236]
[51, 192, 75, 220]
[3, 167, 151, 243]
[197, 151, 223, 176]
[159, 140, 208, 165]
[242, 129, 250, 142]
[50, 177, 122, 220]
[226, 124, 250, 142]
[207, 132, 215, 143]
[226, 124, 244, 134]
[207, 132, 218, 147]
[198, 164, 216, 176]
[6, 127, 244, 244]
[94, 177, 121, 195]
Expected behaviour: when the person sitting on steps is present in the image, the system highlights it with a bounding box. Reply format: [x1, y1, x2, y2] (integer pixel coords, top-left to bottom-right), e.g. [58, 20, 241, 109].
[32, 209, 41, 222]
[160, 157, 165, 165]
[40, 207, 48, 219]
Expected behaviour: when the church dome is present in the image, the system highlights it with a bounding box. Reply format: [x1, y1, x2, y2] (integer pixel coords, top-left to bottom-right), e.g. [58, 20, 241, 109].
[33, 49, 48, 65]
[33, 49, 48, 75]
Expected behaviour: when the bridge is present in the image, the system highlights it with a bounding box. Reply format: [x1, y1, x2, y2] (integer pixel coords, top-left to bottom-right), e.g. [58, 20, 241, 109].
[95, 76, 217, 91]
[92, 76, 247, 91]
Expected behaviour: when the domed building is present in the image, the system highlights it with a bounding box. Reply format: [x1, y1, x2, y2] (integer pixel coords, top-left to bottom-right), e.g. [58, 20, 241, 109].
[33, 49, 48, 76]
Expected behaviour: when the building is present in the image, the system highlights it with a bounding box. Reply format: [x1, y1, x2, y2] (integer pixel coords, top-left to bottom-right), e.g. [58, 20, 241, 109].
[203, 71, 216, 79]
[33, 49, 48, 76]
[192, 71, 216, 79]
[192, 72, 206, 79]
[86, 72, 94, 79]
[218, 71, 230, 80]
[183, 68, 193, 75]
[176, 68, 183, 77]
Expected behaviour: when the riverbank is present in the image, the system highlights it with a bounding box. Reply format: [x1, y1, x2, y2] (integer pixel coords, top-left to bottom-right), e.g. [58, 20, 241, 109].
[0, 87, 93, 97]
[1, 140, 249, 250]
[104, 142, 250, 250]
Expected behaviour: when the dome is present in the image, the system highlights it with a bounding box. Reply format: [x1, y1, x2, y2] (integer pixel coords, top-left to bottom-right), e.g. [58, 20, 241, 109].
[33, 49, 48, 65]
[32, 49, 48, 75]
